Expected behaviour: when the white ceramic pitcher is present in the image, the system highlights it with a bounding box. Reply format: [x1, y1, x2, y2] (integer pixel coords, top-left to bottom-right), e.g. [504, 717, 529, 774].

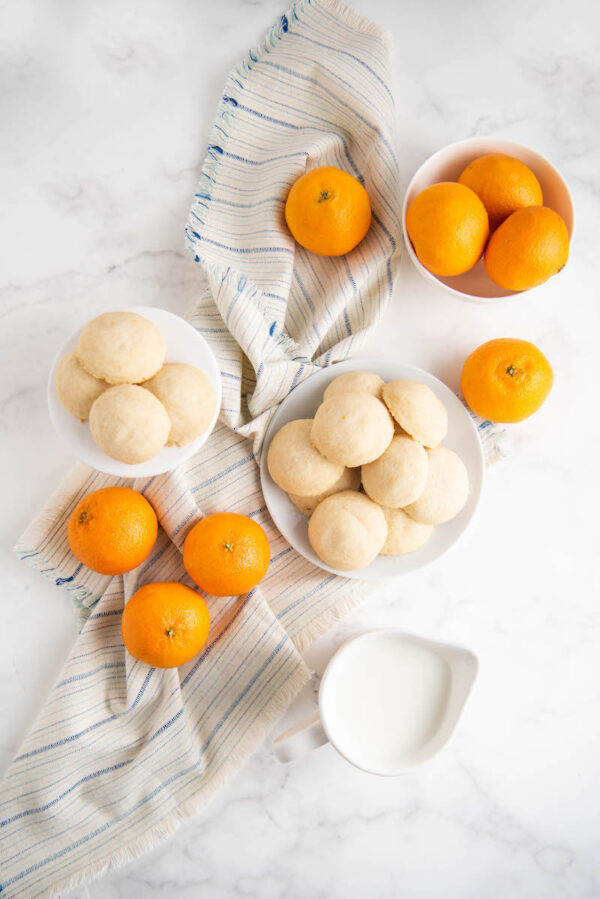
[272, 629, 478, 776]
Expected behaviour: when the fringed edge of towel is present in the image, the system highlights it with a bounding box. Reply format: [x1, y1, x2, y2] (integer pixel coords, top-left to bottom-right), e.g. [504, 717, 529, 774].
[291, 576, 389, 655]
[185, 0, 392, 262]
[46, 656, 311, 899]
[14, 463, 113, 622]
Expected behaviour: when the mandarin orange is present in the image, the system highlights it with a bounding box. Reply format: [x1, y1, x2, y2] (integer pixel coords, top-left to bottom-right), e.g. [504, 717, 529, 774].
[68, 486, 157, 575]
[405, 182, 489, 276]
[183, 513, 270, 596]
[285, 166, 371, 256]
[484, 206, 569, 291]
[458, 154, 543, 230]
[461, 338, 553, 423]
[121, 582, 210, 668]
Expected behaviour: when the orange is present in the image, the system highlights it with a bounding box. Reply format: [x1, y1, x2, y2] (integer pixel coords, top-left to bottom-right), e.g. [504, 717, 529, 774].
[458, 154, 543, 230]
[68, 486, 157, 575]
[121, 582, 210, 668]
[461, 338, 553, 423]
[183, 512, 270, 597]
[405, 182, 489, 276]
[284, 166, 371, 256]
[484, 206, 569, 291]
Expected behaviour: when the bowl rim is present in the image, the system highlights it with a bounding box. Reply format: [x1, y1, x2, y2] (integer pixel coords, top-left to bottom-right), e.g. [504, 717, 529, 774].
[402, 136, 575, 303]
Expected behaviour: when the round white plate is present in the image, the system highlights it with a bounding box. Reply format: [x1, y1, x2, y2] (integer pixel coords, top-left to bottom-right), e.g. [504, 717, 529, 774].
[48, 305, 222, 478]
[260, 359, 484, 580]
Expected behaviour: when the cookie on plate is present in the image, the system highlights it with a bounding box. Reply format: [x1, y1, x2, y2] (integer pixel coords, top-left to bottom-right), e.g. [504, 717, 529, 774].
[323, 371, 384, 402]
[144, 363, 216, 446]
[382, 379, 447, 448]
[77, 311, 165, 385]
[89, 385, 171, 464]
[55, 350, 108, 421]
[404, 446, 469, 524]
[311, 393, 394, 467]
[361, 434, 428, 508]
[267, 419, 344, 495]
[288, 466, 361, 516]
[308, 490, 387, 571]
[379, 507, 433, 556]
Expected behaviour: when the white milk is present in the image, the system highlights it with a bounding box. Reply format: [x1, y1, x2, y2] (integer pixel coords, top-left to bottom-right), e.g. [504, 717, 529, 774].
[321, 632, 451, 772]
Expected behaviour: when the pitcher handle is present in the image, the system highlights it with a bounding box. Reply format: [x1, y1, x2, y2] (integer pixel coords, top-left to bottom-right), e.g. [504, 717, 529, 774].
[272, 709, 328, 764]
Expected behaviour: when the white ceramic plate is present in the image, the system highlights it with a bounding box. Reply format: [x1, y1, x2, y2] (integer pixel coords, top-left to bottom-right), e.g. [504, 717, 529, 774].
[260, 359, 484, 580]
[402, 137, 575, 302]
[48, 306, 222, 478]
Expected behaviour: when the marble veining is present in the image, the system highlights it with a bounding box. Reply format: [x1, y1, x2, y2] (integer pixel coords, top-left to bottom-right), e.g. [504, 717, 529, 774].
[2, 0, 600, 896]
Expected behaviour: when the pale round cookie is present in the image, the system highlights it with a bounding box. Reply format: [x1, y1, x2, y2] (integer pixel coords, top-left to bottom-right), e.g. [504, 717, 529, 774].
[323, 371, 384, 402]
[89, 385, 171, 464]
[361, 435, 428, 508]
[379, 507, 433, 556]
[404, 446, 469, 525]
[382, 380, 448, 448]
[77, 311, 165, 384]
[311, 393, 394, 467]
[288, 466, 361, 516]
[308, 490, 388, 571]
[267, 419, 344, 495]
[55, 350, 108, 421]
[144, 363, 216, 446]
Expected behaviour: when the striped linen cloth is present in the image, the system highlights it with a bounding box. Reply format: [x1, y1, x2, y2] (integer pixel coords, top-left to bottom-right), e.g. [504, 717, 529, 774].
[1, 3, 404, 895]
[2, 2, 508, 895]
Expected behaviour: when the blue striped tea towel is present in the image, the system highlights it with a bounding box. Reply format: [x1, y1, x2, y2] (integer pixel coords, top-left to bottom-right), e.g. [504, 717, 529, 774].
[2, 2, 507, 896]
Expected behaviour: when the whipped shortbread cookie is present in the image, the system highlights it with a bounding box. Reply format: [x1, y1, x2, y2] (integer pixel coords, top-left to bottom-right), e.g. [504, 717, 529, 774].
[55, 350, 108, 421]
[379, 506, 433, 556]
[77, 311, 165, 385]
[288, 466, 361, 516]
[323, 370, 384, 402]
[311, 393, 394, 467]
[267, 419, 344, 495]
[382, 379, 448, 448]
[361, 434, 428, 508]
[144, 363, 216, 446]
[404, 446, 469, 525]
[308, 490, 387, 571]
[89, 385, 170, 464]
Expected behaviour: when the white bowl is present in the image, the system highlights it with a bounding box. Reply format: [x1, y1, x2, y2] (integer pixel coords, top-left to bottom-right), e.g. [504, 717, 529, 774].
[260, 358, 484, 580]
[48, 306, 222, 478]
[402, 137, 575, 302]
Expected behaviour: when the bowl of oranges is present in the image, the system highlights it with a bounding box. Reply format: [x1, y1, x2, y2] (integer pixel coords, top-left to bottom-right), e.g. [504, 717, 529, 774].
[402, 137, 574, 301]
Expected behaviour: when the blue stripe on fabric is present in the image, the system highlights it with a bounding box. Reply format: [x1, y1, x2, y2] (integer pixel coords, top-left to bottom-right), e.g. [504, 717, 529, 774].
[57, 662, 125, 688]
[286, 30, 392, 102]
[188, 231, 292, 256]
[1, 638, 291, 891]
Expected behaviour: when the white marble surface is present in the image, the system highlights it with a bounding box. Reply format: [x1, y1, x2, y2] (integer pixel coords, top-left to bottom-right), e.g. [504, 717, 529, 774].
[1, 0, 600, 896]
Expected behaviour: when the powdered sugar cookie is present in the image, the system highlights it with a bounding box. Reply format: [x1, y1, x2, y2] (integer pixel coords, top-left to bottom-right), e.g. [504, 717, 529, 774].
[361, 434, 428, 508]
[288, 466, 361, 516]
[379, 507, 433, 555]
[77, 311, 165, 385]
[89, 385, 170, 464]
[144, 363, 216, 446]
[404, 446, 468, 524]
[55, 350, 108, 421]
[267, 419, 344, 495]
[323, 371, 384, 401]
[382, 379, 447, 448]
[308, 490, 387, 571]
[311, 393, 394, 467]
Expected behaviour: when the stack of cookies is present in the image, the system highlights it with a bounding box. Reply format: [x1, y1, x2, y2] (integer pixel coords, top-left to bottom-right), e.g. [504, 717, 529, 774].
[267, 371, 469, 572]
[56, 311, 216, 464]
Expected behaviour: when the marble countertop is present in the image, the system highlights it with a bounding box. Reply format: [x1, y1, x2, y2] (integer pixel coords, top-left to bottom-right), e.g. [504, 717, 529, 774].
[1, 0, 599, 896]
